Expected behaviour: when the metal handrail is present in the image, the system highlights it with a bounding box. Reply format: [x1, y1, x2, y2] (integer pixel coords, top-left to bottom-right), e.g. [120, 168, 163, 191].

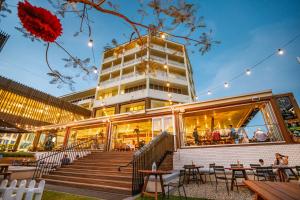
[32, 136, 98, 179]
[131, 132, 174, 195]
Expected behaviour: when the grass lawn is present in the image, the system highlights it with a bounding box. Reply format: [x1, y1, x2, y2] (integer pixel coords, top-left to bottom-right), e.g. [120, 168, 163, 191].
[136, 196, 209, 200]
[42, 190, 100, 200]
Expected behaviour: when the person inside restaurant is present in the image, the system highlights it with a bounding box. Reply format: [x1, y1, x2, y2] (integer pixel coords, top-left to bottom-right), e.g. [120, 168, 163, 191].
[253, 128, 268, 142]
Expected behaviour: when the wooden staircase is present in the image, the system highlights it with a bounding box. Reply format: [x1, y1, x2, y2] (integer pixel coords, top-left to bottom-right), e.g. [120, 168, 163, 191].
[43, 151, 134, 195]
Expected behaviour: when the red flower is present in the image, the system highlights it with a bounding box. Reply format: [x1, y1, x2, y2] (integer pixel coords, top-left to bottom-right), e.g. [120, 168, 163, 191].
[18, 1, 62, 42]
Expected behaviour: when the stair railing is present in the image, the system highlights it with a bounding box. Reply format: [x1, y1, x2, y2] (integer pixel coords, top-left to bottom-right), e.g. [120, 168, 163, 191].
[32, 136, 98, 179]
[131, 131, 174, 195]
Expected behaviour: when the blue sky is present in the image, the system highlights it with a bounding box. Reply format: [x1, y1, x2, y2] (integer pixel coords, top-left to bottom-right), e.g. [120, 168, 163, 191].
[0, 0, 299, 103]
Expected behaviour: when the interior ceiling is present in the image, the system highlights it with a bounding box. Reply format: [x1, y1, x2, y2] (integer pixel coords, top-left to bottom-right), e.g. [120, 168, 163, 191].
[184, 103, 258, 131]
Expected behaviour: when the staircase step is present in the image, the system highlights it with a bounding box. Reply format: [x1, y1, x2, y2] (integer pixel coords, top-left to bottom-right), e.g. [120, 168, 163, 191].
[43, 175, 131, 188]
[62, 165, 132, 171]
[56, 167, 132, 175]
[51, 171, 132, 181]
[44, 179, 132, 195]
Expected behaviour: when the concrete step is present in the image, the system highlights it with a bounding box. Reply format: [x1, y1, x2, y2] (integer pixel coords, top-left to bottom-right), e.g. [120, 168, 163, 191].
[43, 175, 131, 188]
[44, 179, 132, 195]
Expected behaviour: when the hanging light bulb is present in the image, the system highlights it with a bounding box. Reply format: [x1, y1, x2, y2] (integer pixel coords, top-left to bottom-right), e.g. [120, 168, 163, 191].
[277, 48, 284, 55]
[224, 82, 229, 88]
[164, 64, 168, 69]
[207, 90, 212, 95]
[195, 96, 198, 100]
[93, 69, 98, 74]
[88, 39, 93, 47]
[166, 82, 170, 87]
[246, 69, 251, 75]
[161, 33, 166, 39]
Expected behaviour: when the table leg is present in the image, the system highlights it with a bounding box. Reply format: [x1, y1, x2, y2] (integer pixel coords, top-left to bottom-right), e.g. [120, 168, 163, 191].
[187, 169, 191, 184]
[141, 174, 150, 197]
[231, 170, 235, 191]
[197, 168, 204, 184]
[155, 174, 158, 200]
[159, 174, 165, 198]
[242, 170, 249, 180]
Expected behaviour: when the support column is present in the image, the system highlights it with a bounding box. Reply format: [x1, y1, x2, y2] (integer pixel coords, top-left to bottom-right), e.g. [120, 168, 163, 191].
[13, 133, 22, 152]
[106, 121, 112, 151]
[32, 131, 41, 151]
[63, 127, 71, 147]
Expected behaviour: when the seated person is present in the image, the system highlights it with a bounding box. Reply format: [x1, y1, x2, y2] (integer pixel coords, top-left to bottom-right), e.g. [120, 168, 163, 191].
[259, 159, 264, 166]
[254, 128, 268, 142]
[192, 128, 200, 145]
[61, 154, 70, 166]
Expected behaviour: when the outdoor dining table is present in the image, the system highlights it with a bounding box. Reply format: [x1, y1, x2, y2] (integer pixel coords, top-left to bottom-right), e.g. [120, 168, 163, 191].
[183, 165, 204, 184]
[272, 165, 299, 182]
[139, 169, 172, 200]
[225, 167, 253, 190]
[244, 180, 300, 200]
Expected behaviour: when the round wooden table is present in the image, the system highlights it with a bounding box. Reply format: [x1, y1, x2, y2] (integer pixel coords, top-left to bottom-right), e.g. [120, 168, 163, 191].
[139, 170, 172, 200]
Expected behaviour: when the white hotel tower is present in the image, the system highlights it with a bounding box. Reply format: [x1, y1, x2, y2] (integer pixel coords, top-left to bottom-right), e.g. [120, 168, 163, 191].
[91, 35, 196, 117]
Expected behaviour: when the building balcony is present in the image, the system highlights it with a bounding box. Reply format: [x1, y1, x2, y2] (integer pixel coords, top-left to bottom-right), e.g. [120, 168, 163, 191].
[123, 55, 147, 68]
[151, 44, 184, 57]
[99, 77, 120, 89]
[151, 71, 187, 85]
[148, 89, 190, 103]
[103, 56, 115, 64]
[94, 89, 147, 107]
[74, 98, 94, 106]
[99, 73, 146, 90]
[101, 63, 121, 74]
[150, 55, 185, 69]
[123, 46, 141, 56]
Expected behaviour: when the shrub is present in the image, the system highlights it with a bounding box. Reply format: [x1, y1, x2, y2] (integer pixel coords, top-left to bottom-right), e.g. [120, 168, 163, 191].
[0, 152, 34, 158]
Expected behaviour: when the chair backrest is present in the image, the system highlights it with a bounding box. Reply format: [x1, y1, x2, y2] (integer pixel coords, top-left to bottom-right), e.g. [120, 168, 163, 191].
[250, 164, 261, 168]
[209, 163, 216, 169]
[213, 165, 227, 179]
[295, 166, 300, 173]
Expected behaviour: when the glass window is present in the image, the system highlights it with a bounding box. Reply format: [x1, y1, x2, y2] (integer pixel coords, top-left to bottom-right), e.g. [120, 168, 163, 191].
[182, 103, 283, 147]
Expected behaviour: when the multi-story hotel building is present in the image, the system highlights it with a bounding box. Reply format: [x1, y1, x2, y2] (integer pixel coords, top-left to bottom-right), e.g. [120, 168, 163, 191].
[93, 35, 196, 117]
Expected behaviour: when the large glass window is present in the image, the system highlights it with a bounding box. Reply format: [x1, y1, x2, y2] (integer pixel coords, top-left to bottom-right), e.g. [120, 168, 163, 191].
[95, 107, 115, 117]
[69, 125, 107, 149]
[182, 103, 283, 147]
[18, 133, 35, 151]
[120, 101, 145, 113]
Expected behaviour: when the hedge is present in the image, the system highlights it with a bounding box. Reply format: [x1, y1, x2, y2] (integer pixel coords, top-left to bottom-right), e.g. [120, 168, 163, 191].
[0, 152, 35, 158]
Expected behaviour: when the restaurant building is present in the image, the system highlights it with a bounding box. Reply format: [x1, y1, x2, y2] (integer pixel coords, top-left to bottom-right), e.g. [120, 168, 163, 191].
[29, 90, 300, 152]
[0, 76, 91, 151]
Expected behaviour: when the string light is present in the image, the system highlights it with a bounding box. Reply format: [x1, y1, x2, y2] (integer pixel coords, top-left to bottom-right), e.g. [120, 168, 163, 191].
[207, 90, 212, 95]
[196, 33, 300, 96]
[166, 82, 170, 87]
[277, 48, 284, 55]
[161, 33, 166, 39]
[224, 82, 229, 88]
[93, 69, 98, 74]
[88, 39, 93, 47]
[195, 96, 198, 100]
[246, 69, 251, 75]
[164, 64, 168, 69]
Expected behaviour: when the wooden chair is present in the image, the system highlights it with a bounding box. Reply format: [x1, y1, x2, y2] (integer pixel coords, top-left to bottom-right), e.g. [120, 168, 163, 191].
[213, 166, 234, 195]
[165, 170, 187, 200]
[295, 166, 300, 176]
[256, 166, 277, 181]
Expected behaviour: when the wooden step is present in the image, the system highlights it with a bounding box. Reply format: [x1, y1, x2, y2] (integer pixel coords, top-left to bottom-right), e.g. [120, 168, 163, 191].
[51, 171, 132, 182]
[44, 179, 132, 195]
[56, 167, 132, 175]
[43, 175, 131, 188]
[61, 165, 132, 171]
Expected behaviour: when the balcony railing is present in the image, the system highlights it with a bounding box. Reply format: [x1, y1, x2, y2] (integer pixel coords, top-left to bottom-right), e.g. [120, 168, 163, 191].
[168, 60, 185, 68]
[151, 44, 184, 57]
[123, 56, 147, 68]
[101, 63, 121, 74]
[103, 56, 115, 63]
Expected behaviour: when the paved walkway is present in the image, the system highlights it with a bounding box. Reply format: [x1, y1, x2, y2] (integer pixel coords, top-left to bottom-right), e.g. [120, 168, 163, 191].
[45, 184, 130, 200]
[170, 182, 254, 200]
